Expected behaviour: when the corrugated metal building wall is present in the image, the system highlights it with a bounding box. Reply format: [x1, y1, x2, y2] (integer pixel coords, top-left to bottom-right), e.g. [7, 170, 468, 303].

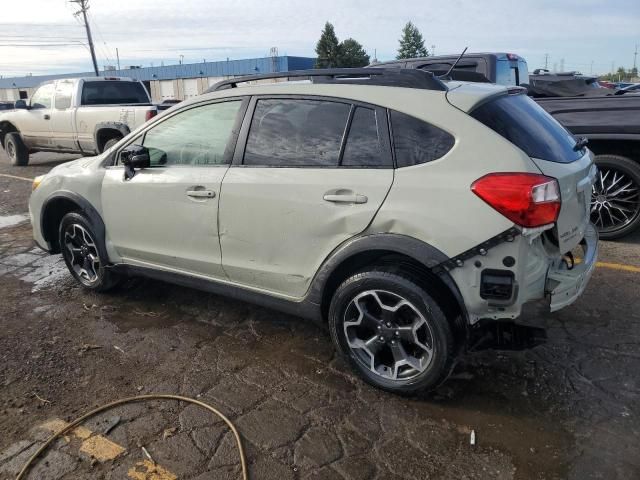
[0, 56, 315, 102]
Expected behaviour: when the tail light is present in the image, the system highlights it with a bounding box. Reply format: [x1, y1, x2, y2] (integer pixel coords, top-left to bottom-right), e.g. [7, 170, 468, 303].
[145, 109, 157, 122]
[471, 173, 561, 228]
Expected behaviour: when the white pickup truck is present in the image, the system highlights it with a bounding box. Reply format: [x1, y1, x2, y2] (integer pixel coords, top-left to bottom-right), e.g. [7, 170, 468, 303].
[0, 77, 160, 166]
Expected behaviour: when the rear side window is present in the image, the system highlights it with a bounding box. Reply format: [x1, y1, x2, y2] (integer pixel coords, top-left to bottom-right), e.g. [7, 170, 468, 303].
[390, 111, 455, 167]
[244, 99, 350, 167]
[342, 107, 388, 167]
[470, 93, 583, 163]
[54, 80, 73, 109]
[81, 81, 149, 105]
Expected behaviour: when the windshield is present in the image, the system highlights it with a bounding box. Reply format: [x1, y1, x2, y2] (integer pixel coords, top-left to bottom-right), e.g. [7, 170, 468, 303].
[470, 93, 584, 163]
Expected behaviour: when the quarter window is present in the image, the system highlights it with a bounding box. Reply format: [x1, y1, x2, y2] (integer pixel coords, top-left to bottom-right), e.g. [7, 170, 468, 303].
[141, 100, 242, 166]
[342, 107, 388, 167]
[390, 110, 455, 167]
[243, 99, 350, 167]
[30, 83, 54, 109]
[54, 81, 73, 110]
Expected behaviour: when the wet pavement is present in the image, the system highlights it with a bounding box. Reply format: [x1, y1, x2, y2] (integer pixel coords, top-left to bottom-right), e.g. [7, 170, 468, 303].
[0, 151, 639, 480]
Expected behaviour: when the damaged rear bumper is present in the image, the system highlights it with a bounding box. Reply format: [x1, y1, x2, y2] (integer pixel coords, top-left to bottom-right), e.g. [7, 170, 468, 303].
[546, 223, 599, 312]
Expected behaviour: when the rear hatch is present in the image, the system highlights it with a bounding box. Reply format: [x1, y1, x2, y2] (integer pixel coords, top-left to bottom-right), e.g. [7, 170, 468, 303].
[469, 90, 595, 252]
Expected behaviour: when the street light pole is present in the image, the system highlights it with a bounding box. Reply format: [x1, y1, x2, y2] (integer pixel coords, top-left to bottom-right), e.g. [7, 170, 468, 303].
[70, 0, 99, 76]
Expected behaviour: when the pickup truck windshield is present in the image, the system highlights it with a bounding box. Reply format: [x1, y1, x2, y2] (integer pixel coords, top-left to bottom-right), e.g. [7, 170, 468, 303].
[470, 93, 584, 163]
[81, 81, 149, 105]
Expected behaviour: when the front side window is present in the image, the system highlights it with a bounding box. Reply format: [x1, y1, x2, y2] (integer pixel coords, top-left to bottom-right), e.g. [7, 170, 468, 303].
[81, 81, 149, 105]
[390, 110, 455, 167]
[54, 81, 74, 109]
[140, 100, 242, 166]
[244, 99, 350, 167]
[30, 83, 54, 109]
[342, 107, 388, 167]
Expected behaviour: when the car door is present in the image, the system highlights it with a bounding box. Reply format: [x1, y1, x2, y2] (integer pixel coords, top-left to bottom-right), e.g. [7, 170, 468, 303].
[219, 96, 394, 298]
[49, 80, 77, 151]
[21, 83, 55, 149]
[101, 98, 247, 278]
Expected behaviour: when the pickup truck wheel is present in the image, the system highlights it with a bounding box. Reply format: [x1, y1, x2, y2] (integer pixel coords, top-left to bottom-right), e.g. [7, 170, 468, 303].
[5, 132, 29, 166]
[592, 155, 640, 240]
[102, 137, 121, 152]
[328, 269, 455, 395]
[59, 212, 121, 292]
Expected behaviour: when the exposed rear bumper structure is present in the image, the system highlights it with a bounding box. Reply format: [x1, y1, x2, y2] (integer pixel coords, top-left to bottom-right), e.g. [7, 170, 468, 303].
[546, 223, 599, 312]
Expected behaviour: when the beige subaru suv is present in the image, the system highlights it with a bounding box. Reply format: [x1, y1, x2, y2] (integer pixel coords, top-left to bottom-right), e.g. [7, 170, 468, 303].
[29, 69, 598, 393]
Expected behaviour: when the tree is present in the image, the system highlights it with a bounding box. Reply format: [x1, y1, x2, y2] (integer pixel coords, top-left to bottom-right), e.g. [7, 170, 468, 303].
[315, 22, 341, 68]
[397, 21, 428, 59]
[338, 38, 370, 67]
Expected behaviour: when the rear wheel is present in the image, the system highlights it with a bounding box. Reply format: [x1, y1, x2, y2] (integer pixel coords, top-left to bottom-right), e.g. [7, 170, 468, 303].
[102, 137, 121, 152]
[592, 155, 640, 240]
[328, 269, 456, 394]
[59, 212, 120, 291]
[5, 132, 29, 166]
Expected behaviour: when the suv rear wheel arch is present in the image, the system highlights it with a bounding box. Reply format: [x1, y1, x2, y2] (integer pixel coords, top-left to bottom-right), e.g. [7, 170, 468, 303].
[311, 234, 468, 342]
[41, 192, 107, 258]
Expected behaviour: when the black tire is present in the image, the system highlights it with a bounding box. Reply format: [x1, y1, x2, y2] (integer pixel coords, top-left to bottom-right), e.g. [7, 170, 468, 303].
[328, 269, 456, 394]
[592, 154, 640, 240]
[4, 132, 29, 166]
[102, 137, 121, 152]
[59, 212, 121, 292]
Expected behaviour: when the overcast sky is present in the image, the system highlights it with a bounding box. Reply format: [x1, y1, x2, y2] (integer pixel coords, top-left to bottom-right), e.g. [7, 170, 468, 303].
[0, 0, 638, 78]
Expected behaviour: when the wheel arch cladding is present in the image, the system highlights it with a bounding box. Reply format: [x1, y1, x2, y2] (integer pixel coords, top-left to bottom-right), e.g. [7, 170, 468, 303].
[311, 233, 469, 341]
[41, 191, 107, 258]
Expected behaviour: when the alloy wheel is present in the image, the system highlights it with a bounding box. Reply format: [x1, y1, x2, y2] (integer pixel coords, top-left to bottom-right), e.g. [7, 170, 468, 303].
[343, 290, 434, 381]
[64, 223, 100, 283]
[591, 167, 640, 234]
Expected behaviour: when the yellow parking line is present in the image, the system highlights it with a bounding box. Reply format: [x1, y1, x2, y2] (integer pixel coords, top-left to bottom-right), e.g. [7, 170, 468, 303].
[38, 418, 177, 477]
[596, 261, 640, 273]
[128, 460, 178, 480]
[0, 173, 33, 182]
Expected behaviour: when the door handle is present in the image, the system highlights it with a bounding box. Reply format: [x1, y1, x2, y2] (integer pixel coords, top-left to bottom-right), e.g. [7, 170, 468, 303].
[323, 193, 368, 204]
[43, 114, 50, 120]
[186, 190, 215, 198]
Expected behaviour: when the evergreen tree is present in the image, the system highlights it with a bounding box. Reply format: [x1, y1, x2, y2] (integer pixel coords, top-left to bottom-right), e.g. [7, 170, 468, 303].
[396, 22, 428, 59]
[315, 22, 341, 68]
[338, 38, 370, 67]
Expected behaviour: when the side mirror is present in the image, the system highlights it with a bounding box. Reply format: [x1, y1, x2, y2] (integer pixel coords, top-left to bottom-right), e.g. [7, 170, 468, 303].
[121, 144, 150, 180]
[14, 100, 28, 110]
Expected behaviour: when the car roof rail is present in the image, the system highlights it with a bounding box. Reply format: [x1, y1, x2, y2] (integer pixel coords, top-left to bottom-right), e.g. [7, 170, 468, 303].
[205, 68, 448, 93]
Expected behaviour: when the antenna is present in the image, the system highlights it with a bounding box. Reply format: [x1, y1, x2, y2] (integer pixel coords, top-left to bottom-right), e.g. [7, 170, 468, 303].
[440, 47, 468, 79]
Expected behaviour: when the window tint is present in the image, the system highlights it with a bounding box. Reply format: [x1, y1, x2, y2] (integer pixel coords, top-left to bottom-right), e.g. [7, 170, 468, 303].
[244, 99, 350, 167]
[54, 81, 73, 109]
[81, 81, 149, 105]
[30, 83, 54, 109]
[470, 93, 583, 163]
[141, 101, 242, 166]
[390, 111, 455, 167]
[342, 107, 388, 167]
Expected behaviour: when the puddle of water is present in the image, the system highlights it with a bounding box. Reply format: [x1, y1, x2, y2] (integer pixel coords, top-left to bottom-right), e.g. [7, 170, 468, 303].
[0, 214, 29, 229]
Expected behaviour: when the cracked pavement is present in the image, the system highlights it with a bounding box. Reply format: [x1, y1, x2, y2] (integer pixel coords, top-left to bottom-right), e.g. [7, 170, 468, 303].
[0, 151, 639, 479]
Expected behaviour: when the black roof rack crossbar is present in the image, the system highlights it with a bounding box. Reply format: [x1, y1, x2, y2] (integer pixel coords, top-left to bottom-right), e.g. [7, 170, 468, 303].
[205, 68, 447, 93]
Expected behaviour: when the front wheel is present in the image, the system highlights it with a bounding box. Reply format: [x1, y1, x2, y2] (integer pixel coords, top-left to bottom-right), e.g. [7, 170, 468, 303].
[102, 137, 121, 152]
[59, 212, 121, 291]
[5, 132, 29, 166]
[591, 155, 640, 240]
[328, 270, 456, 394]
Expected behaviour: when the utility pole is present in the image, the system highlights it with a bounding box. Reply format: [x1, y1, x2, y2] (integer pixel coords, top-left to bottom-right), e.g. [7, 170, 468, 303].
[180, 54, 184, 65]
[590, 60, 594, 74]
[116, 48, 120, 71]
[544, 53, 549, 69]
[431, 44, 435, 56]
[634, 44, 638, 74]
[70, 0, 99, 76]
